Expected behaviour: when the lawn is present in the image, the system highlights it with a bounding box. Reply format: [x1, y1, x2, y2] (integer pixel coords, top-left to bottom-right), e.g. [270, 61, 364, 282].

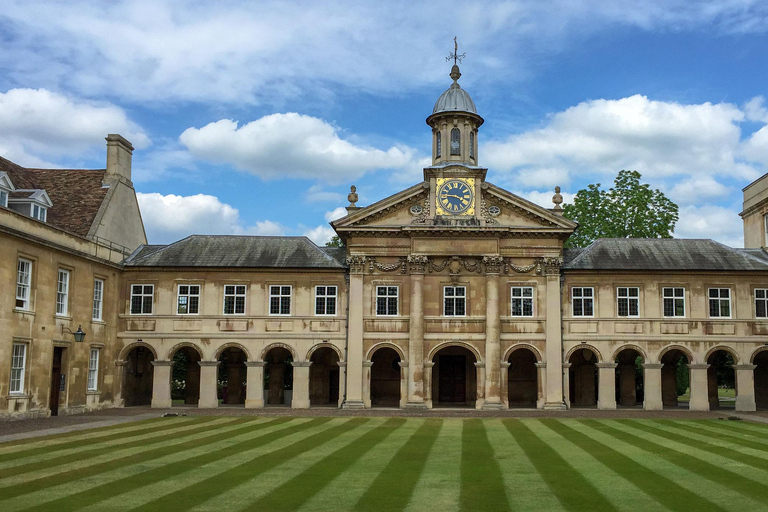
[1, 416, 767, 511]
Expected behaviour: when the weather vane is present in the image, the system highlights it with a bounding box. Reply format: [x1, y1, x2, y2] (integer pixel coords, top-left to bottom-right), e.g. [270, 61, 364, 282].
[446, 36, 466, 65]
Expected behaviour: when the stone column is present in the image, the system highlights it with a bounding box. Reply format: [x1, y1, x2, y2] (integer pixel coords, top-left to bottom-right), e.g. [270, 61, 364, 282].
[562, 362, 571, 409]
[536, 362, 547, 409]
[363, 360, 373, 409]
[150, 360, 172, 408]
[543, 258, 566, 409]
[291, 361, 311, 409]
[483, 256, 503, 410]
[198, 361, 219, 408]
[642, 363, 663, 411]
[337, 362, 346, 407]
[398, 361, 408, 408]
[406, 255, 428, 408]
[597, 362, 617, 410]
[245, 361, 265, 409]
[734, 364, 757, 412]
[113, 360, 126, 407]
[475, 362, 486, 409]
[688, 364, 711, 411]
[500, 362, 510, 408]
[424, 361, 434, 408]
[344, 256, 366, 409]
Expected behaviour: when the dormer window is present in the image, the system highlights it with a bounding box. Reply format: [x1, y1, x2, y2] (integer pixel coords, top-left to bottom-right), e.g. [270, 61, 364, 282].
[0, 171, 14, 208]
[32, 204, 47, 222]
[450, 128, 461, 156]
[436, 131, 442, 157]
[8, 189, 52, 223]
[0, 189, 7, 208]
[470, 131, 475, 159]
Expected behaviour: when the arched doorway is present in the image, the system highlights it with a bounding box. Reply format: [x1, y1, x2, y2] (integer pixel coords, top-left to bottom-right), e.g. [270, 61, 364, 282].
[615, 348, 643, 407]
[661, 349, 689, 408]
[432, 346, 477, 407]
[707, 349, 736, 410]
[264, 347, 293, 406]
[370, 347, 401, 407]
[569, 348, 598, 407]
[171, 346, 201, 406]
[218, 347, 247, 406]
[507, 348, 537, 408]
[755, 351, 768, 409]
[309, 347, 340, 407]
[123, 346, 154, 406]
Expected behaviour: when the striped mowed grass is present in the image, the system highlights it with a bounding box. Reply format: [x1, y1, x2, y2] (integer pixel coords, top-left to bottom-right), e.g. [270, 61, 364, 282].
[1, 417, 768, 511]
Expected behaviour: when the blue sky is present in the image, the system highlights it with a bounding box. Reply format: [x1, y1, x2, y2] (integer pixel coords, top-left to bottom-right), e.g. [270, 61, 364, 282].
[1, 1, 767, 247]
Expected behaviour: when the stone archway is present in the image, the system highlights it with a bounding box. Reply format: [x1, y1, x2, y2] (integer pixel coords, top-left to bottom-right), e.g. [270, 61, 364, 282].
[264, 347, 293, 406]
[707, 349, 736, 410]
[370, 347, 401, 407]
[615, 348, 644, 407]
[218, 347, 247, 405]
[569, 348, 598, 407]
[123, 346, 154, 406]
[755, 350, 768, 409]
[171, 346, 202, 406]
[507, 348, 537, 408]
[309, 347, 340, 406]
[661, 349, 690, 408]
[432, 346, 478, 407]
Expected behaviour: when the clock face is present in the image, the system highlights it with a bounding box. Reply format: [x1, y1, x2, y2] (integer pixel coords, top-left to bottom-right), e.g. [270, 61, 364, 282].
[437, 178, 474, 215]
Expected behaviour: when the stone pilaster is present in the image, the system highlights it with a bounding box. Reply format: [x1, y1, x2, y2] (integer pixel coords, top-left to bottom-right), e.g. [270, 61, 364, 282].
[734, 364, 757, 412]
[543, 258, 566, 409]
[150, 360, 172, 408]
[398, 361, 409, 408]
[536, 362, 547, 409]
[406, 255, 428, 409]
[245, 361, 265, 408]
[344, 256, 366, 409]
[642, 363, 663, 411]
[291, 361, 311, 409]
[113, 360, 126, 407]
[597, 362, 617, 410]
[198, 361, 219, 408]
[500, 362, 510, 408]
[482, 256, 503, 410]
[688, 364, 711, 411]
[475, 361, 486, 409]
[363, 360, 373, 408]
[337, 361, 347, 407]
[424, 361, 434, 408]
[562, 362, 571, 409]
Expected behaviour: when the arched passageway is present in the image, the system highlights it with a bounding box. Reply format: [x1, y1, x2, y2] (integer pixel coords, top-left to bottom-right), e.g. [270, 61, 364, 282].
[707, 350, 735, 410]
[755, 351, 768, 409]
[507, 349, 537, 408]
[218, 347, 247, 405]
[432, 346, 477, 407]
[370, 347, 401, 407]
[264, 347, 293, 406]
[615, 349, 643, 407]
[661, 349, 689, 408]
[309, 347, 340, 406]
[569, 348, 598, 407]
[124, 346, 154, 406]
[171, 346, 201, 406]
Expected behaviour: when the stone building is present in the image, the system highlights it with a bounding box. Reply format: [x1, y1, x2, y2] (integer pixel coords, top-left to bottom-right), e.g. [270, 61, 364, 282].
[3, 65, 768, 419]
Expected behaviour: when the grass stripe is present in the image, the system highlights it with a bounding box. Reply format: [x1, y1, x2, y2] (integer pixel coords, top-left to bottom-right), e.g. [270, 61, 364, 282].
[581, 419, 768, 505]
[502, 419, 617, 512]
[699, 419, 768, 437]
[248, 418, 405, 511]
[665, 421, 768, 451]
[350, 418, 442, 512]
[403, 419, 461, 512]
[130, 418, 367, 512]
[623, 420, 768, 473]
[459, 419, 510, 512]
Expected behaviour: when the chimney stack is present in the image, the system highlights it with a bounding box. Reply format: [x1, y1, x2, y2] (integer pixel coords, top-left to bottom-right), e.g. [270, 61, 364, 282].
[105, 134, 134, 184]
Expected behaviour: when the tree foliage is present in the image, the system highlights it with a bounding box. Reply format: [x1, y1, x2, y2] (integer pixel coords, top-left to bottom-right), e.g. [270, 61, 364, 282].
[325, 235, 344, 247]
[562, 170, 679, 248]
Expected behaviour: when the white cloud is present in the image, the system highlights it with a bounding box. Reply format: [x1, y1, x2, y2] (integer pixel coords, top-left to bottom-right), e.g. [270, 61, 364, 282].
[745, 96, 768, 123]
[324, 207, 348, 222]
[305, 184, 344, 203]
[674, 205, 743, 247]
[668, 177, 733, 206]
[303, 225, 336, 246]
[0, 88, 149, 166]
[179, 113, 420, 183]
[742, 126, 768, 168]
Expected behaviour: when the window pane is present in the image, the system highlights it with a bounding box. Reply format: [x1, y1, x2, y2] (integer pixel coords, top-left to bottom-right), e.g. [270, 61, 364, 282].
[236, 285, 246, 294]
[583, 300, 593, 316]
[388, 297, 398, 315]
[573, 300, 583, 316]
[282, 286, 291, 296]
[758, 301, 767, 318]
[271, 286, 280, 295]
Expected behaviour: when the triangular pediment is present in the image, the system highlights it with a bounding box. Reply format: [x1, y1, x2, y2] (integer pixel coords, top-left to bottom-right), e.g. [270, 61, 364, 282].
[332, 182, 429, 229]
[481, 183, 577, 230]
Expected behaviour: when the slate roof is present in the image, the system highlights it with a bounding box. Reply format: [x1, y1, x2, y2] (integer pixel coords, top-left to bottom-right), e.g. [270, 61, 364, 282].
[563, 238, 768, 271]
[0, 156, 108, 237]
[123, 235, 347, 269]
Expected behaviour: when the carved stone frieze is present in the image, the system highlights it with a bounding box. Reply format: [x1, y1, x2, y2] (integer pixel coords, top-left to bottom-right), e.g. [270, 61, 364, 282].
[346, 255, 367, 274]
[504, 260, 537, 274]
[535, 256, 563, 276]
[479, 197, 499, 225]
[482, 255, 504, 274]
[367, 257, 408, 274]
[407, 254, 429, 274]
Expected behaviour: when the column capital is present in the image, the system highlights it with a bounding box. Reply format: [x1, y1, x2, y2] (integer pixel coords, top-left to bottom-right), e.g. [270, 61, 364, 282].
[398, 361, 409, 368]
[407, 254, 429, 274]
[536, 256, 563, 276]
[198, 361, 219, 367]
[347, 255, 367, 274]
[733, 364, 758, 371]
[245, 361, 266, 367]
[596, 363, 618, 369]
[425, 361, 435, 368]
[291, 361, 312, 368]
[562, 362, 572, 369]
[114, 359, 127, 367]
[688, 364, 710, 370]
[535, 362, 547, 368]
[363, 360, 374, 367]
[642, 363, 664, 370]
[482, 255, 504, 275]
[337, 361, 347, 368]
[474, 362, 485, 369]
[500, 362, 511, 368]
[151, 360, 173, 367]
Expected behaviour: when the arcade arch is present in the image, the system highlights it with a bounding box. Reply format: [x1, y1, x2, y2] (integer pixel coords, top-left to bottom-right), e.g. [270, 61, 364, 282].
[264, 346, 293, 406]
[660, 347, 691, 409]
[754, 349, 768, 409]
[431, 345, 478, 407]
[171, 345, 202, 406]
[615, 347, 644, 407]
[218, 346, 247, 405]
[370, 346, 401, 407]
[123, 344, 154, 407]
[569, 347, 599, 407]
[507, 347, 538, 408]
[309, 347, 340, 407]
[706, 348, 737, 410]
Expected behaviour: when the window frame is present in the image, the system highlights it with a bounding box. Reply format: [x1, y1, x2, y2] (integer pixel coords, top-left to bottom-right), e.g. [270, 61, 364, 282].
[31, 203, 47, 222]
[314, 285, 337, 316]
[616, 286, 640, 317]
[269, 285, 292, 316]
[571, 286, 594, 317]
[469, 131, 475, 159]
[708, 287, 732, 318]
[662, 287, 686, 318]
[764, 214, 768, 247]
[130, 284, 154, 315]
[756, 288, 768, 319]
[375, 285, 399, 316]
[16, 258, 32, 310]
[92, 278, 104, 321]
[87, 348, 100, 391]
[176, 284, 201, 315]
[443, 285, 467, 317]
[450, 127, 461, 156]
[223, 284, 247, 315]
[0, 189, 7, 208]
[510, 286, 534, 317]
[436, 130, 441, 158]
[56, 269, 70, 316]
[10, 342, 27, 394]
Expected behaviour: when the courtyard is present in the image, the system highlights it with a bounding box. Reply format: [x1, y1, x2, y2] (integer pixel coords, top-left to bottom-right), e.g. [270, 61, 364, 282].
[1, 413, 767, 511]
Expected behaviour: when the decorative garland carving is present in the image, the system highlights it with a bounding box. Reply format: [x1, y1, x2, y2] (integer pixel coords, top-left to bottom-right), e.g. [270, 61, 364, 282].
[504, 261, 537, 274]
[367, 257, 408, 274]
[346, 255, 366, 274]
[411, 191, 430, 224]
[407, 254, 429, 274]
[479, 197, 499, 225]
[535, 257, 563, 276]
[482, 255, 504, 274]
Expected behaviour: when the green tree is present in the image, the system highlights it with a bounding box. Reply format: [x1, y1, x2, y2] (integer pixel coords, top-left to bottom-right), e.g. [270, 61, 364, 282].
[325, 235, 344, 247]
[562, 170, 679, 248]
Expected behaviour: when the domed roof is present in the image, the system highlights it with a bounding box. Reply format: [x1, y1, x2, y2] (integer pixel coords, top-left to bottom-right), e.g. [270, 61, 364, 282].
[432, 64, 477, 115]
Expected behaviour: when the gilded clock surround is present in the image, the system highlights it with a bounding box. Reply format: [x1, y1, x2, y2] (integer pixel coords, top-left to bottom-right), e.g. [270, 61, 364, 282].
[436, 177, 476, 216]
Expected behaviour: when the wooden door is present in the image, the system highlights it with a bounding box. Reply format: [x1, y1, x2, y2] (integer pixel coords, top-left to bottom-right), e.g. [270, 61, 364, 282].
[50, 347, 63, 416]
[438, 355, 466, 403]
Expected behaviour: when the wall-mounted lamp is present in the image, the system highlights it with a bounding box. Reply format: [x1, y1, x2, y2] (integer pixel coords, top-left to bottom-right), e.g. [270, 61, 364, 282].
[61, 325, 86, 342]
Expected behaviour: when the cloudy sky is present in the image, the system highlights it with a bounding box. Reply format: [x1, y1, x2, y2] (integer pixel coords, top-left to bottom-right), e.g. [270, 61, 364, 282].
[1, 1, 767, 247]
